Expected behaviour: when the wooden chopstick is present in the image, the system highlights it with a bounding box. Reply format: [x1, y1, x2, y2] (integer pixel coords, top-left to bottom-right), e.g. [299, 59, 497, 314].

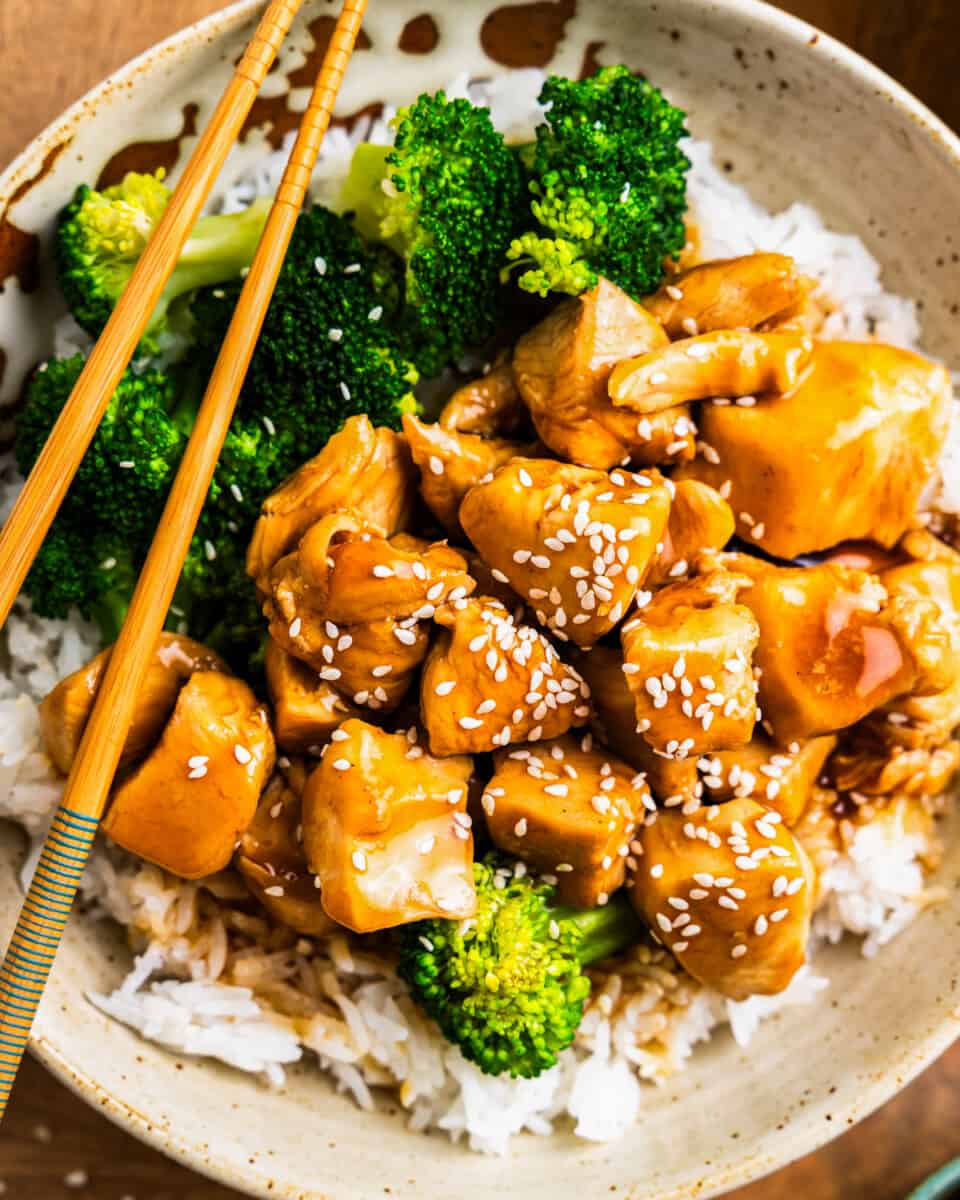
[0, 0, 370, 1119]
[0, 0, 306, 631]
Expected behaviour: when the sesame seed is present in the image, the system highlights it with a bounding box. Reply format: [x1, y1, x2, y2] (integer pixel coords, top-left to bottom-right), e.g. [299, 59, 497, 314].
[233, 745, 252, 765]
[754, 915, 769, 936]
[513, 549, 531, 564]
[429, 455, 445, 476]
[352, 850, 367, 872]
[730, 944, 747, 959]
[656, 913, 672, 933]
[459, 716, 483, 730]
[650, 863, 664, 878]
[718, 895, 739, 911]
[786, 877, 805, 895]
[514, 818, 528, 837]
[368, 305, 383, 321]
[372, 564, 394, 578]
[314, 256, 327, 275]
[518, 468, 533, 487]
[64, 1171, 89, 1190]
[770, 908, 790, 922]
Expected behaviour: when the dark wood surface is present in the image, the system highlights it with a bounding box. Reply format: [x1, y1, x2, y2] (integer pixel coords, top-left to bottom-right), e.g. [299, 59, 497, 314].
[1, 1, 958, 1196]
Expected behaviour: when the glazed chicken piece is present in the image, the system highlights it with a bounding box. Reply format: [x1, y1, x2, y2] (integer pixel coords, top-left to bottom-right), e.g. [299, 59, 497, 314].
[631, 798, 816, 1000]
[742, 562, 955, 743]
[570, 644, 700, 806]
[646, 479, 735, 588]
[103, 672, 275, 879]
[39, 633, 226, 775]
[439, 354, 529, 438]
[828, 737, 960, 799]
[460, 458, 672, 648]
[482, 734, 651, 908]
[276, 615, 430, 714]
[642, 253, 813, 338]
[265, 514, 473, 712]
[608, 330, 814, 413]
[236, 760, 337, 936]
[697, 734, 837, 826]
[264, 640, 359, 754]
[246, 415, 415, 585]
[302, 719, 476, 932]
[462, 549, 522, 610]
[620, 571, 760, 757]
[420, 597, 591, 756]
[677, 341, 953, 558]
[512, 277, 697, 469]
[402, 413, 531, 535]
[267, 515, 473, 627]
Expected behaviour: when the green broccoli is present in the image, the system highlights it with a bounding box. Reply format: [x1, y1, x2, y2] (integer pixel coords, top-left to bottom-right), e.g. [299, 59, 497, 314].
[340, 92, 525, 376]
[16, 356, 183, 537]
[20, 523, 138, 642]
[398, 856, 642, 1079]
[505, 66, 690, 300]
[190, 203, 418, 458]
[21, 205, 419, 664]
[56, 170, 270, 351]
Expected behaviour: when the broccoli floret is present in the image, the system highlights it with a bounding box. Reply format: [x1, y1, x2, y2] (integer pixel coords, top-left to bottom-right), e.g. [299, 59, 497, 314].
[398, 856, 642, 1079]
[16, 356, 183, 536]
[190, 204, 418, 457]
[340, 92, 525, 375]
[56, 170, 270, 351]
[15, 356, 185, 640]
[505, 66, 690, 300]
[24, 524, 137, 644]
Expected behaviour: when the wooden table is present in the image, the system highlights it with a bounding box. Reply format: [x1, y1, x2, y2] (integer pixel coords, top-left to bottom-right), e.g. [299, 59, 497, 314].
[0, 1, 958, 1196]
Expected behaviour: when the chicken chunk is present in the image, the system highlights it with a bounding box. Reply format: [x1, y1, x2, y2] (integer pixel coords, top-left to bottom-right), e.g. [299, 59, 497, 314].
[697, 734, 837, 825]
[103, 672, 275, 879]
[677, 342, 953, 557]
[512, 278, 695, 470]
[828, 737, 960, 799]
[267, 514, 474, 627]
[402, 413, 531, 535]
[642, 254, 813, 338]
[236, 762, 337, 935]
[247, 416, 415, 585]
[631, 798, 815, 999]
[39, 633, 227, 776]
[439, 355, 529, 437]
[482, 734, 650, 907]
[420, 597, 591, 755]
[570, 644, 700, 805]
[264, 640, 359, 754]
[460, 458, 672, 648]
[609, 331, 814, 413]
[264, 514, 473, 713]
[302, 720, 476, 932]
[742, 562, 954, 743]
[621, 572, 760, 757]
[646, 479, 735, 588]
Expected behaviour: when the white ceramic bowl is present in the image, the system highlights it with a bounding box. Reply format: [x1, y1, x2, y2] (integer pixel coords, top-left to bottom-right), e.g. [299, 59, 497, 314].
[1, 2, 959, 1197]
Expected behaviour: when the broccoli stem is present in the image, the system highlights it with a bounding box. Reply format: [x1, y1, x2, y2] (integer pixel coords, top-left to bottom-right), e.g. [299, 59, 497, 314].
[338, 143, 392, 243]
[160, 196, 271, 310]
[555, 893, 643, 966]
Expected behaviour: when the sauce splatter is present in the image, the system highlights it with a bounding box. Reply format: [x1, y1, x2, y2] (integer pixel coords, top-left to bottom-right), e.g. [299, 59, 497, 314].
[97, 104, 198, 188]
[398, 14, 440, 55]
[481, 0, 576, 69]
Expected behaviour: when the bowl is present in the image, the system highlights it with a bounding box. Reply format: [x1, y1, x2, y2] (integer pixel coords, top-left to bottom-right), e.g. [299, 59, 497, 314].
[1, 1, 959, 1197]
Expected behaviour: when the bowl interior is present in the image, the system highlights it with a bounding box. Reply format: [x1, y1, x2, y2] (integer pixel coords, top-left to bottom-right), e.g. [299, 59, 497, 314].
[1, 2, 960, 1197]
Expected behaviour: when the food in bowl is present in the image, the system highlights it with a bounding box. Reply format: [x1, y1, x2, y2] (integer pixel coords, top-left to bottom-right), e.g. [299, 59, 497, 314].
[1, 62, 958, 1155]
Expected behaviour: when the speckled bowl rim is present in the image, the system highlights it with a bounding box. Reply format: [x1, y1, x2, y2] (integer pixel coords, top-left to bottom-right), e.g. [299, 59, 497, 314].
[3, 1, 960, 1196]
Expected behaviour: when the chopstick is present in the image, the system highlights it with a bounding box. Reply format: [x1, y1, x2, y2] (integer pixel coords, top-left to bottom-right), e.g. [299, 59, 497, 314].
[0, 0, 370, 1119]
[0, 0, 306, 631]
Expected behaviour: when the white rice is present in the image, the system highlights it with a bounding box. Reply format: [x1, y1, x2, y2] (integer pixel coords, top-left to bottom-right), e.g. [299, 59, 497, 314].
[0, 69, 956, 1155]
